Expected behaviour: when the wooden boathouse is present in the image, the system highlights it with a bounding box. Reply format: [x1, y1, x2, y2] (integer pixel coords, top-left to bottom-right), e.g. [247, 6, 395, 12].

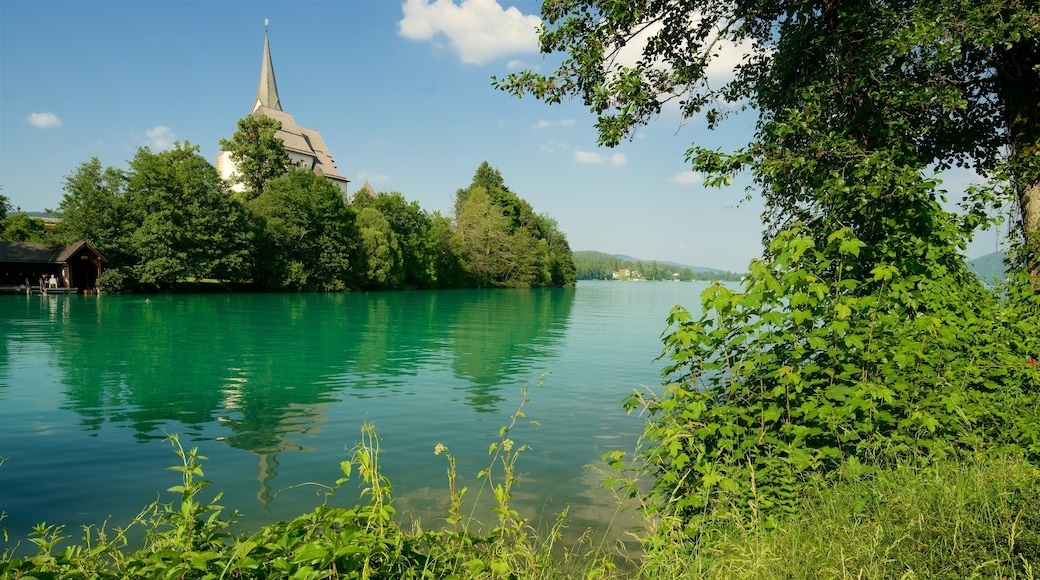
[0, 241, 106, 293]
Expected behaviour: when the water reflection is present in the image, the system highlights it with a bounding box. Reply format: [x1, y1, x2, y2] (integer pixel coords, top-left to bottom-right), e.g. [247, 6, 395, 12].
[2, 283, 676, 554]
[28, 289, 573, 467]
[447, 289, 574, 410]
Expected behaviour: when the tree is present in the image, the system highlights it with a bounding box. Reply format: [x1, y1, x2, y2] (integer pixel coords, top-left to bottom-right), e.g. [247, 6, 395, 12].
[453, 162, 576, 288]
[219, 114, 291, 199]
[454, 186, 522, 287]
[56, 158, 134, 267]
[0, 190, 9, 233]
[355, 206, 403, 289]
[1, 213, 48, 242]
[428, 210, 468, 288]
[537, 213, 577, 286]
[365, 191, 440, 289]
[496, 0, 1040, 282]
[125, 143, 253, 288]
[248, 169, 356, 291]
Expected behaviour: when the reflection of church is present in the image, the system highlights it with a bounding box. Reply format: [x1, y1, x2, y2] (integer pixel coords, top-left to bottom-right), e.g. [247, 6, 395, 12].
[215, 382, 329, 509]
[216, 24, 349, 194]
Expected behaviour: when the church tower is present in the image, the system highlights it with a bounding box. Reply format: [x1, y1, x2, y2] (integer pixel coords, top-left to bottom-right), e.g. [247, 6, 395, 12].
[217, 21, 349, 194]
[254, 23, 281, 113]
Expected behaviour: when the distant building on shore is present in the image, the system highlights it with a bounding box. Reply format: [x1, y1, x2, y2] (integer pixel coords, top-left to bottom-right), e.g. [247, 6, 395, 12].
[216, 24, 349, 195]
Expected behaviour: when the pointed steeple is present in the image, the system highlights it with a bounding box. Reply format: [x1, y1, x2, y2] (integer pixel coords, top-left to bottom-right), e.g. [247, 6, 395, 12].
[253, 20, 282, 113]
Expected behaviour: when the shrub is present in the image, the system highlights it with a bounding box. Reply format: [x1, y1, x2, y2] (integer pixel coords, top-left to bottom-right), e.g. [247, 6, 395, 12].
[621, 226, 1040, 529]
[95, 267, 137, 294]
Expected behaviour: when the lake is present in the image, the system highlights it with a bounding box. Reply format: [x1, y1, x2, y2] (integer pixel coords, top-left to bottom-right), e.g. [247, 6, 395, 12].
[0, 280, 710, 551]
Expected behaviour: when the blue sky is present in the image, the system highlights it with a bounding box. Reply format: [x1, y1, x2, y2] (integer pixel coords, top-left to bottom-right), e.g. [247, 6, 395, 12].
[0, 1, 999, 270]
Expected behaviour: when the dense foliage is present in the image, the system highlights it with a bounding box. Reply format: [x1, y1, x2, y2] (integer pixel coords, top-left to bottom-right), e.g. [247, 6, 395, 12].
[45, 126, 574, 292]
[218, 114, 291, 199]
[248, 170, 357, 291]
[496, 0, 1040, 282]
[0, 191, 48, 243]
[453, 162, 577, 288]
[573, 250, 745, 281]
[495, 0, 1040, 573]
[617, 229, 1040, 525]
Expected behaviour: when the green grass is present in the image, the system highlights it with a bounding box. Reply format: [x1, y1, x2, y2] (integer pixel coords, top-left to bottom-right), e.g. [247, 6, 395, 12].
[639, 453, 1040, 579]
[2, 430, 1038, 578]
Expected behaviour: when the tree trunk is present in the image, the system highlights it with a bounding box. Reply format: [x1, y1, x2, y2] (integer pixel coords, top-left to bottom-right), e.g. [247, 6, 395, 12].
[997, 38, 1040, 286]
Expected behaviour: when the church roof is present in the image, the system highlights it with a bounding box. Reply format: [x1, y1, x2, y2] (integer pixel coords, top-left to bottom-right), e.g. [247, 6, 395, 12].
[242, 24, 348, 186]
[251, 106, 347, 183]
[253, 31, 281, 113]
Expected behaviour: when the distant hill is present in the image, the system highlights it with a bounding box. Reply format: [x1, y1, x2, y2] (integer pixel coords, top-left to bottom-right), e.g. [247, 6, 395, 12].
[967, 251, 1007, 282]
[573, 250, 745, 281]
[609, 253, 723, 273]
[580, 249, 1013, 284]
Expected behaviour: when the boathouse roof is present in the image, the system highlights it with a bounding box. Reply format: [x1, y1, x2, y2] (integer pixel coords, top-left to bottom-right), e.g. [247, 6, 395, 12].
[0, 241, 106, 264]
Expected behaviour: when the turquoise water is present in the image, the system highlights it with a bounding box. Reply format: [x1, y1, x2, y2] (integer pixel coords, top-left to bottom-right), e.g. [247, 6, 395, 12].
[0, 281, 709, 549]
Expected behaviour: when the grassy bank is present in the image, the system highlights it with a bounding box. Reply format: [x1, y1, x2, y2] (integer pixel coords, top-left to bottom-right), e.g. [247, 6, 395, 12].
[3, 431, 1038, 578]
[639, 453, 1040, 579]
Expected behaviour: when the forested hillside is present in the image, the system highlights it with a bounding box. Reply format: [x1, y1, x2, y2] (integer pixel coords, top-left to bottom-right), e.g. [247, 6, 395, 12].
[573, 250, 745, 281]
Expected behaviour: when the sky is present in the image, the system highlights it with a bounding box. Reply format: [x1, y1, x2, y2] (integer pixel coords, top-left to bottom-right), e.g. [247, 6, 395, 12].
[0, 1, 1001, 271]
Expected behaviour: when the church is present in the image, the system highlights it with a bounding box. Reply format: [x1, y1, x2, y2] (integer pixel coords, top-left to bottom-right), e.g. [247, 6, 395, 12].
[216, 25, 349, 194]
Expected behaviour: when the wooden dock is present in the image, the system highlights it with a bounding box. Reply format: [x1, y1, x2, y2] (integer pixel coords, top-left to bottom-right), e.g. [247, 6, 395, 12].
[0, 285, 83, 295]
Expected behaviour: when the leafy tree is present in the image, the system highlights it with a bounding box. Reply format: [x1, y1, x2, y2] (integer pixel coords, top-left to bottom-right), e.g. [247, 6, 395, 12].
[495, 0, 1040, 282]
[56, 158, 134, 267]
[248, 169, 356, 291]
[355, 206, 402, 289]
[357, 191, 441, 289]
[428, 210, 468, 288]
[124, 143, 253, 288]
[537, 214, 577, 286]
[1, 213, 48, 242]
[497, 0, 1040, 536]
[0, 190, 9, 233]
[219, 114, 291, 199]
[453, 162, 576, 288]
[454, 186, 521, 287]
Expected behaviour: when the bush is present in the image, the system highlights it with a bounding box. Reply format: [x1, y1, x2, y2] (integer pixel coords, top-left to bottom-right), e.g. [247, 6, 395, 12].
[621, 226, 1040, 528]
[95, 267, 137, 294]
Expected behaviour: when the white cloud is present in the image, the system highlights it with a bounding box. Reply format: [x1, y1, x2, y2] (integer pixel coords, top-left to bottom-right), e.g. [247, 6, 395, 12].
[399, 0, 541, 65]
[27, 112, 62, 128]
[533, 119, 576, 130]
[610, 16, 754, 89]
[610, 153, 627, 166]
[670, 171, 703, 185]
[540, 138, 566, 153]
[145, 125, 175, 150]
[573, 150, 603, 164]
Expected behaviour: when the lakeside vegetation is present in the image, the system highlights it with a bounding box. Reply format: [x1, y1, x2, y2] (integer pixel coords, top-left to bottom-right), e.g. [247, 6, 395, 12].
[4, 0, 1040, 577]
[0, 139, 576, 292]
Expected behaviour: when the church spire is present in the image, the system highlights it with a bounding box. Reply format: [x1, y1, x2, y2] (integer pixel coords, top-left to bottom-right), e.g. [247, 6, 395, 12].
[253, 20, 282, 112]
